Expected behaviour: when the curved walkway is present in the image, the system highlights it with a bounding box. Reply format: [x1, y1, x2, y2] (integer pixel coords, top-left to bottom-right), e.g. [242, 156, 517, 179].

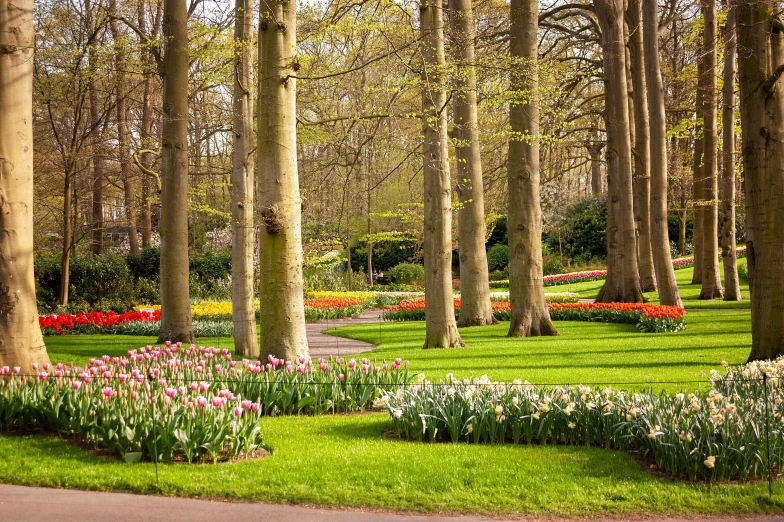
[306, 309, 382, 359]
[1, 484, 782, 522]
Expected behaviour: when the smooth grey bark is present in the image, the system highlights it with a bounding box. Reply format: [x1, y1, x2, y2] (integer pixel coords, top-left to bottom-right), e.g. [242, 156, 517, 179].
[420, 0, 463, 348]
[594, 0, 644, 303]
[507, 0, 559, 337]
[628, 0, 656, 293]
[258, 0, 309, 360]
[699, 0, 723, 299]
[642, 0, 682, 307]
[720, 5, 741, 301]
[448, 0, 495, 327]
[737, 0, 784, 360]
[691, 39, 706, 284]
[157, 0, 194, 343]
[0, 0, 51, 367]
[231, 0, 258, 357]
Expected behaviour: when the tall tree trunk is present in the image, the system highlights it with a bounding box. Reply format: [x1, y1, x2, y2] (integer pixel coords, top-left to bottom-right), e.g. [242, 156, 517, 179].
[258, 0, 309, 360]
[643, 0, 683, 307]
[595, 0, 644, 303]
[737, 0, 784, 360]
[157, 0, 194, 343]
[88, 2, 104, 256]
[420, 0, 463, 348]
[699, 0, 723, 299]
[138, 0, 160, 248]
[720, 5, 741, 301]
[231, 0, 258, 356]
[58, 170, 72, 306]
[367, 165, 373, 286]
[628, 0, 656, 293]
[587, 142, 604, 194]
[507, 0, 559, 337]
[110, 6, 140, 256]
[692, 46, 706, 284]
[0, 0, 50, 367]
[449, 0, 495, 327]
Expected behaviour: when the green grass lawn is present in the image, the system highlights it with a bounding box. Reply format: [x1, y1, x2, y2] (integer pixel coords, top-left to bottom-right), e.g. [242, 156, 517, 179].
[1, 412, 781, 515]
[533, 262, 751, 309]
[17, 302, 782, 515]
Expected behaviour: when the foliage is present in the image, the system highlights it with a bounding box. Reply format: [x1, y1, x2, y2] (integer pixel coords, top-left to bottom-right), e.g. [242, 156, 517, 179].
[543, 196, 608, 265]
[376, 357, 784, 482]
[486, 244, 510, 272]
[349, 232, 420, 272]
[485, 214, 508, 247]
[387, 263, 425, 285]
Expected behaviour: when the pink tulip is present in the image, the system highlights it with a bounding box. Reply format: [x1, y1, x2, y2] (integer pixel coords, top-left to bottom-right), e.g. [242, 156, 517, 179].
[319, 362, 328, 371]
[251, 402, 260, 412]
[38, 372, 48, 381]
[103, 387, 113, 398]
[31, 363, 38, 371]
[242, 400, 252, 410]
[233, 407, 242, 417]
[196, 396, 208, 408]
[339, 373, 345, 381]
[0, 366, 8, 375]
[348, 359, 356, 369]
[12, 367, 20, 374]
[165, 387, 177, 398]
[73, 381, 82, 390]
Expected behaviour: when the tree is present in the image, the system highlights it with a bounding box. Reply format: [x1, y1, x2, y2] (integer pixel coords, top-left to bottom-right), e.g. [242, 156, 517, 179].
[0, 0, 51, 367]
[699, 0, 723, 299]
[737, 0, 784, 360]
[421, 0, 463, 348]
[507, 0, 559, 336]
[257, 0, 309, 360]
[587, 140, 605, 195]
[449, 0, 495, 327]
[231, 0, 258, 356]
[628, 0, 656, 293]
[643, 0, 682, 307]
[157, 0, 194, 343]
[594, 0, 644, 303]
[720, 3, 741, 301]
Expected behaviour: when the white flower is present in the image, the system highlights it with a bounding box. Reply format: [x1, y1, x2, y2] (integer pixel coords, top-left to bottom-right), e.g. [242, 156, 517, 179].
[392, 409, 403, 420]
[512, 396, 519, 406]
[495, 404, 504, 416]
[704, 456, 716, 469]
[465, 423, 473, 434]
[568, 422, 576, 429]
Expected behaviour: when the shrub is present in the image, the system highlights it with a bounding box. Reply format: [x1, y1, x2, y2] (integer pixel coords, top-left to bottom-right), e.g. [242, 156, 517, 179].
[387, 263, 425, 285]
[544, 196, 607, 263]
[486, 244, 509, 272]
[350, 235, 420, 272]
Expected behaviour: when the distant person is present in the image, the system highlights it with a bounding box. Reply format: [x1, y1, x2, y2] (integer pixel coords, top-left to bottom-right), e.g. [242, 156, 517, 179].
[372, 270, 379, 284]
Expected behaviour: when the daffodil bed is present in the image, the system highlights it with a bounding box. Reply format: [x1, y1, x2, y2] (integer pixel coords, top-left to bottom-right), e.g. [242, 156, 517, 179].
[382, 300, 686, 333]
[375, 357, 783, 482]
[0, 344, 410, 463]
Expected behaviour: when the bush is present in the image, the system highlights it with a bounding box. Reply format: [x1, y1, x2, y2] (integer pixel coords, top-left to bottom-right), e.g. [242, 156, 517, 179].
[486, 244, 509, 272]
[350, 236, 420, 272]
[544, 196, 607, 263]
[488, 269, 509, 281]
[126, 246, 161, 281]
[387, 263, 425, 285]
[35, 254, 134, 311]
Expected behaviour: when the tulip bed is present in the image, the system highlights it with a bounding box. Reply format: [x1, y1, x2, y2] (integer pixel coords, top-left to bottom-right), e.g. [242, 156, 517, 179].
[383, 300, 686, 333]
[0, 344, 411, 463]
[39, 311, 235, 338]
[375, 357, 784, 482]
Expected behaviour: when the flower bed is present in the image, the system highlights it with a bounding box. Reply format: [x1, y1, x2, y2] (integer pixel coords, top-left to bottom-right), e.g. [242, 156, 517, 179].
[0, 344, 411, 463]
[490, 292, 579, 304]
[375, 357, 784, 482]
[547, 302, 686, 333]
[39, 311, 235, 337]
[382, 300, 685, 333]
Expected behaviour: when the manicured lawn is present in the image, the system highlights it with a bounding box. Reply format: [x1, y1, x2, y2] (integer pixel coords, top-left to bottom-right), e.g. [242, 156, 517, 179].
[1, 413, 781, 515]
[332, 310, 751, 392]
[538, 262, 751, 309]
[24, 302, 781, 516]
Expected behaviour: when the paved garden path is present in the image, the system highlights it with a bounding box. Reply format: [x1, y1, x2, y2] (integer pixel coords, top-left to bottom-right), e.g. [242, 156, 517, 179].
[1, 484, 782, 522]
[306, 308, 384, 359]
